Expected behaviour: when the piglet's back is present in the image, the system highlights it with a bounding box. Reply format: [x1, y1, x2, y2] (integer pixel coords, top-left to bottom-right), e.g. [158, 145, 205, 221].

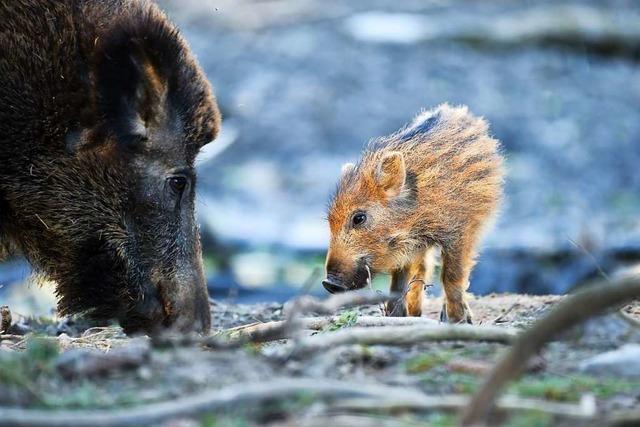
[368, 104, 504, 238]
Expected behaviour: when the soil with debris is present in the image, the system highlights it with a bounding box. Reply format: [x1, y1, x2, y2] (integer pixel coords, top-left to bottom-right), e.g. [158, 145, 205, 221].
[1, 294, 639, 427]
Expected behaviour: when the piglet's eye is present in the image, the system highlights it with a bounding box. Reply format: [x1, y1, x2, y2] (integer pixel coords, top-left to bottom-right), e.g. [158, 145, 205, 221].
[168, 176, 187, 194]
[352, 212, 367, 227]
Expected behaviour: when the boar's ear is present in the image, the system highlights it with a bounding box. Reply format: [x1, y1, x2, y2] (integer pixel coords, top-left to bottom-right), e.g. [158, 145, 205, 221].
[375, 152, 406, 197]
[94, 38, 167, 150]
[341, 162, 356, 178]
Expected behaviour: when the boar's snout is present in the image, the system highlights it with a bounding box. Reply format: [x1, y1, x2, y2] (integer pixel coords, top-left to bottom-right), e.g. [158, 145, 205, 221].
[121, 271, 211, 335]
[163, 278, 211, 334]
[121, 289, 166, 336]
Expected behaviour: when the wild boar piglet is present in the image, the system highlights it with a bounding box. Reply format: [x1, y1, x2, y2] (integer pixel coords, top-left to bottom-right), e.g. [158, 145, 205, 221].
[324, 104, 504, 323]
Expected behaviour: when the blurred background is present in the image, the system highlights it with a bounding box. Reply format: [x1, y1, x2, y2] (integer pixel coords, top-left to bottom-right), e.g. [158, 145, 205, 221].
[1, 0, 640, 315]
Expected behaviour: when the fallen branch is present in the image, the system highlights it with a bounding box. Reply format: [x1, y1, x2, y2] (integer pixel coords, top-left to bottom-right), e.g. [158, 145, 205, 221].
[0, 377, 600, 427]
[461, 274, 640, 426]
[0, 378, 420, 427]
[331, 393, 596, 420]
[0, 334, 23, 342]
[157, 290, 401, 348]
[492, 303, 519, 324]
[226, 315, 438, 342]
[290, 324, 518, 357]
[282, 289, 394, 316]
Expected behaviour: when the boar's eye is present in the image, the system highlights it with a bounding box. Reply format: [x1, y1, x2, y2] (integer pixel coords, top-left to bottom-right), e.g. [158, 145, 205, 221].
[167, 176, 187, 194]
[352, 212, 367, 227]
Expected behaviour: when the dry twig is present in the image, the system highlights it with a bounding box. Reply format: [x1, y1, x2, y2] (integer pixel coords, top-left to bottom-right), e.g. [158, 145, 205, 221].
[282, 289, 394, 316]
[241, 289, 398, 343]
[290, 324, 518, 357]
[0, 378, 419, 427]
[332, 393, 596, 420]
[461, 275, 640, 426]
[226, 315, 438, 342]
[0, 378, 599, 427]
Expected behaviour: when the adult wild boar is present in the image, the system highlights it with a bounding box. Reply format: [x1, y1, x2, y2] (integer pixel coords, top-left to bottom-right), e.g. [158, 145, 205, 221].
[0, 0, 220, 334]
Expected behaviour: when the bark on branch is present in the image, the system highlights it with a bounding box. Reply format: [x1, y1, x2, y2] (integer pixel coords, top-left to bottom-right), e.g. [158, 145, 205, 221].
[156, 290, 397, 348]
[461, 275, 640, 426]
[0, 378, 418, 427]
[0, 378, 598, 427]
[332, 393, 596, 420]
[282, 289, 392, 316]
[290, 324, 518, 357]
[227, 315, 438, 342]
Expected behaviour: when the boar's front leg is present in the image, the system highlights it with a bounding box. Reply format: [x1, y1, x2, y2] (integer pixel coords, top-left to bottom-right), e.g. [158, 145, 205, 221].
[386, 249, 433, 317]
[440, 238, 475, 324]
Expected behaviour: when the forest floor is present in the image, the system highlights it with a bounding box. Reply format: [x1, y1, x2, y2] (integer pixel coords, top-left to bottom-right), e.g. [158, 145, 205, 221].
[1, 294, 640, 427]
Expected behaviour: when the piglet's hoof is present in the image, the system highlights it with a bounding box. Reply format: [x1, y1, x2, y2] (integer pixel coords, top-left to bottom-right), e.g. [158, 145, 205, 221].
[384, 299, 407, 317]
[440, 301, 473, 324]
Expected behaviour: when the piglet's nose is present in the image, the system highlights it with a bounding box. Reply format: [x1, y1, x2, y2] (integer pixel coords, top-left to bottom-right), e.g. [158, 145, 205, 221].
[322, 278, 348, 294]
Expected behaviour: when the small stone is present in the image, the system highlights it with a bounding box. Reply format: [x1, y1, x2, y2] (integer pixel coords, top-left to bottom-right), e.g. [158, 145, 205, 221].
[579, 344, 640, 378]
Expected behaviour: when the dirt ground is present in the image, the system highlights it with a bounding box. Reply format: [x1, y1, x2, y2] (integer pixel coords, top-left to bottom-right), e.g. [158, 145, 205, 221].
[1, 294, 639, 427]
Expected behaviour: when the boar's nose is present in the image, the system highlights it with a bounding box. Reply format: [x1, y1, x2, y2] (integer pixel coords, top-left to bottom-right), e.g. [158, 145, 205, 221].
[322, 277, 348, 294]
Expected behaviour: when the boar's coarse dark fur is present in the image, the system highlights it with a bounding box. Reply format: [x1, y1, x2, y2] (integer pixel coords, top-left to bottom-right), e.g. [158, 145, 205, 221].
[0, 0, 221, 334]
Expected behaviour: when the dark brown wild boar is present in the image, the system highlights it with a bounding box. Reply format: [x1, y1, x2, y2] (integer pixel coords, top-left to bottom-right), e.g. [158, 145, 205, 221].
[0, 0, 221, 334]
[324, 104, 503, 323]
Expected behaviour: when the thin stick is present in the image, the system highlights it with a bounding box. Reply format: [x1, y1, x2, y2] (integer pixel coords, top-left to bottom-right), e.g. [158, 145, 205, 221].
[156, 290, 397, 349]
[461, 275, 640, 426]
[332, 393, 596, 419]
[283, 289, 395, 316]
[0, 378, 421, 427]
[492, 303, 519, 324]
[227, 315, 438, 342]
[290, 324, 518, 357]
[0, 378, 599, 427]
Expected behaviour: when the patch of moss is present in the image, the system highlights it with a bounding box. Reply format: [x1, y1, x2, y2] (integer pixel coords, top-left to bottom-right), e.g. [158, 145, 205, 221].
[511, 374, 640, 402]
[419, 371, 480, 395]
[201, 414, 249, 427]
[424, 412, 457, 427]
[405, 351, 453, 374]
[505, 410, 553, 427]
[324, 310, 359, 331]
[0, 337, 58, 390]
[39, 381, 138, 409]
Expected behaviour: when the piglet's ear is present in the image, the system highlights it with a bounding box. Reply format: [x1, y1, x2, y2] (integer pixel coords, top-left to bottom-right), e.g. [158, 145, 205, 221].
[375, 152, 406, 197]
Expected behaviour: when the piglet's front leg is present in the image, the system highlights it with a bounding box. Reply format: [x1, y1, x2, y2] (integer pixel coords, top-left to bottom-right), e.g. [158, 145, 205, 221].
[385, 250, 431, 317]
[385, 267, 409, 317]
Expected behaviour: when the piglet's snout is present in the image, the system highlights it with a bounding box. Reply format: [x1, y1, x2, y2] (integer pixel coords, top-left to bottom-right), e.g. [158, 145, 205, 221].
[322, 275, 348, 294]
